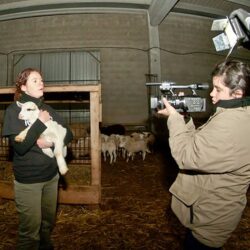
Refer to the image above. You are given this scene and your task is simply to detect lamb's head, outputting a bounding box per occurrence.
[16,101,40,124]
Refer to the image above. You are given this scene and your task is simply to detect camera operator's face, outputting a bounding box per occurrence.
[210,76,235,104]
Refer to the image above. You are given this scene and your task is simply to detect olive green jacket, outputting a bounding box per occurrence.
[167,98,250,247]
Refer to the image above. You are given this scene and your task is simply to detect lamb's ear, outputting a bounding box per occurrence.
[16,101,23,108]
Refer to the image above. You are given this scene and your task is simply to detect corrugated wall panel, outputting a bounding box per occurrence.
[0,55,7,86]
[71,51,100,82]
[12,51,100,84]
[13,54,41,82]
[41,52,70,83]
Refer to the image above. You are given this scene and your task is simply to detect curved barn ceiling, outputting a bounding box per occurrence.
[0,0,250,25]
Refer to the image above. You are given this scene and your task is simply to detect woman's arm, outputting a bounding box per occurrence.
[10,119,47,155]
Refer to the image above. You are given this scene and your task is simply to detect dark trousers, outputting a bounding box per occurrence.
[183,230,222,250]
[14,174,59,250]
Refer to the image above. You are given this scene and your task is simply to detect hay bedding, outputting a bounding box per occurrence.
[0,150,250,250]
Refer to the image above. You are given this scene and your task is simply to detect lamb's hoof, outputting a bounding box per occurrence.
[59,167,69,175]
[15,136,23,142]
[47,152,54,158]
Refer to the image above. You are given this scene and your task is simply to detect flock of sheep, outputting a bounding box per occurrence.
[101,131,156,164]
[69,123,156,164]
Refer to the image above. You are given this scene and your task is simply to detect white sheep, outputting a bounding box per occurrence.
[117,135,130,159]
[119,136,150,162]
[130,132,156,153]
[130,132,145,140]
[143,132,156,152]
[101,134,117,164]
[71,136,90,159]
[15,101,68,175]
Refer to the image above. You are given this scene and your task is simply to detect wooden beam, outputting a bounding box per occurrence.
[90,89,101,187]
[0,83,100,95]
[58,184,101,204]
[0,180,101,204]
[45,84,100,93]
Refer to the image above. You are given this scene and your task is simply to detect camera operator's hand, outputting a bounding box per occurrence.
[157,97,178,117]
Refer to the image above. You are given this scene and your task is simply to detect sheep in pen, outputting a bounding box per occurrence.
[100,124,156,164]
[68,123,91,164]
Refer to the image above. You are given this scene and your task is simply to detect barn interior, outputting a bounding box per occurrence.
[0,0,250,249]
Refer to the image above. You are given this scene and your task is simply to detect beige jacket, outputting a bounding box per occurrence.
[167,104,250,247]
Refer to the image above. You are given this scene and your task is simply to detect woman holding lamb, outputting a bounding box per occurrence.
[2,68,73,250]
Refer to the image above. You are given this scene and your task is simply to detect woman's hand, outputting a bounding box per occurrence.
[157,97,178,117]
[38,110,51,123]
[37,137,53,149]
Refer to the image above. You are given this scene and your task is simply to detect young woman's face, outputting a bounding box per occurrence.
[21,71,44,98]
[210,75,234,104]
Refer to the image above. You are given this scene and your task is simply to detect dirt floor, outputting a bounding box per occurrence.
[0,146,250,250]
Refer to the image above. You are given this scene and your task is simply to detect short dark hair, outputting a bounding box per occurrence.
[211,60,250,96]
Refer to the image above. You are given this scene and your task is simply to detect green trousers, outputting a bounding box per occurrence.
[14,174,59,250]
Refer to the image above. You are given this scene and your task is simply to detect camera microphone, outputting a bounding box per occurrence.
[195,83,210,90]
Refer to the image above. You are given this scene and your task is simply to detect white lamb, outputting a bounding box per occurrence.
[119,136,150,162]
[101,134,117,164]
[72,136,90,159]
[15,101,68,175]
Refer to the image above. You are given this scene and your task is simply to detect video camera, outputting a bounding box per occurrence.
[146,81,209,112]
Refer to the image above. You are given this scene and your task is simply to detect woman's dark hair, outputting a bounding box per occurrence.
[14,68,42,101]
[211,60,250,96]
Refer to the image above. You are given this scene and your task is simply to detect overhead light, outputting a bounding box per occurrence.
[211,8,250,56]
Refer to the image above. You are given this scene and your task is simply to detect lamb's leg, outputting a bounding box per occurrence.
[63,146,67,157]
[102,150,107,161]
[15,127,30,142]
[122,148,126,159]
[142,151,146,160]
[42,148,54,158]
[126,152,131,162]
[55,154,68,175]
[113,150,117,163]
[54,140,68,175]
[132,152,135,161]
[108,150,113,164]
[109,153,113,164]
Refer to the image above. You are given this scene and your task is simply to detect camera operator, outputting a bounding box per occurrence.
[158,59,250,249]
